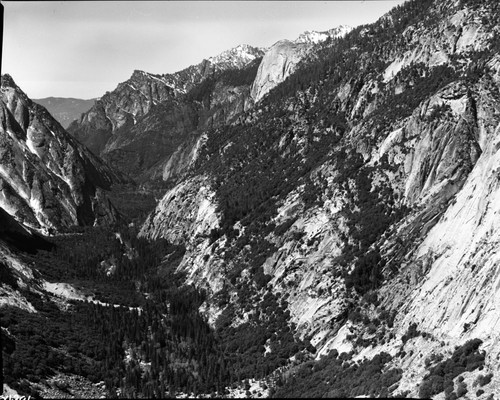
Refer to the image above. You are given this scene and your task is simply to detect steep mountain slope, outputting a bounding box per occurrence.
[140,0,500,397]
[103,58,263,181]
[0,74,122,233]
[251,26,351,103]
[67,45,264,181]
[32,97,95,128]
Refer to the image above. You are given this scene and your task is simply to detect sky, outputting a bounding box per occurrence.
[1,1,406,99]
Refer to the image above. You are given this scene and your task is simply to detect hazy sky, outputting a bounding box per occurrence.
[2,1,406,99]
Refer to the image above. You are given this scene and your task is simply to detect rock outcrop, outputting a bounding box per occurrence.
[0,74,121,233]
[250,26,351,103]
[140,175,224,294]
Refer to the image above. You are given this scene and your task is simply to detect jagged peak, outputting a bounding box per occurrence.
[130,69,150,80]
[294,25,353,44]
[207,44,266,66]
[1,74,18,89]
[128,69,170,84]
[1,74,32,106]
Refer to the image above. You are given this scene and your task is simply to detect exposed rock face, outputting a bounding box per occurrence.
[140,175,224,294]
[382,1,494,81]
[250,40,311,103]
[372,81,481,207]
[377,77,500,395]
[157,133,207,182]
[251,26,351,103]
[0,241,39,313]
[262,184,350,343]
[140,175,219,244]
[32,97,95,129]
[0,74,121,233]
[68,70,176,156]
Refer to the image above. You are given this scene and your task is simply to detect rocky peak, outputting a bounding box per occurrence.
[1,74,17,89]
[0,75,121,233]
[1,74,30,103]
[250,25,353,103]
[1,74,32,133]
[294,25,352,44]
[131,69,146,79]
[207,44,265,70]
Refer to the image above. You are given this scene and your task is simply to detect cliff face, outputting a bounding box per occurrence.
[0,75,121,233]
[250,40,311,103]
[139,0,500,396]
[251,26,351,103]
[140,175,224,295]
[379,75,500,394]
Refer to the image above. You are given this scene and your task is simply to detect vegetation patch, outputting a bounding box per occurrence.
[418,339,486,399]
[272,351,402,398]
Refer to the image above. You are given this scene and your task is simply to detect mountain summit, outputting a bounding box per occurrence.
[250,26,352,102]
[207,44,265,70]
[294,25,352,44]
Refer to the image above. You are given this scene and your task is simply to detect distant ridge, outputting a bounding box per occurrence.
[32,97,96,129]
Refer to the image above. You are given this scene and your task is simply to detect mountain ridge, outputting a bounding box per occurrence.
[67,44,265,181]
[0,74,123,233]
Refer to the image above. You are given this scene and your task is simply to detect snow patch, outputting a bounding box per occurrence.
[294,25,352,44]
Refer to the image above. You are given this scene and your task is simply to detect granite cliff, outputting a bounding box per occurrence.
[251,26,352,103]
[0,75,121,233]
